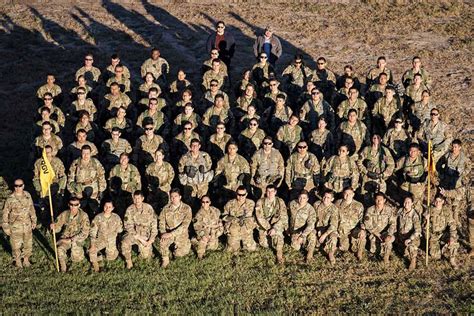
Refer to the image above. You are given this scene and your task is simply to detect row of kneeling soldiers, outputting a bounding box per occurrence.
[2,180,463,272]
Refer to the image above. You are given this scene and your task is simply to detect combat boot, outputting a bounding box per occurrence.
[357,248,364,261]
[328,252,336,265]
[383,250,391,265]
[14,260,22,268]
[92,261,100,272]
[23,257,31,268]
[449,257,458,270]
[276,249,284,265]
[161,256,170,268]
[125,259,133,270]
[408,257,416,272]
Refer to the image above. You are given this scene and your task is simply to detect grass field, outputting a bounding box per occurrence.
[0,228,472,313]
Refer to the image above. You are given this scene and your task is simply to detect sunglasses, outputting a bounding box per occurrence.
[85,58,93,61]
[260,56,268,59]
[77,92,85,95]
[249,123,258,126]
[430,113,439,116]
[237,193,247,196]
[184,127,192,130]
[395,121,403,124]
[14,184,24,187]
[145,127,154,131]
[297,145,307,149]
[210,84,218,87]
[263,142,273,145]
[69,203,80,207]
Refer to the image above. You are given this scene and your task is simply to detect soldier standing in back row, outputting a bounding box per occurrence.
[2,179,36,268]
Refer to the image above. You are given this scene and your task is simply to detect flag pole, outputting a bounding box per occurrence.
[425,140,432,267]
[48,185,60,272]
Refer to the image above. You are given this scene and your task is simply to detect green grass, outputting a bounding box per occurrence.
[0,229,472,313]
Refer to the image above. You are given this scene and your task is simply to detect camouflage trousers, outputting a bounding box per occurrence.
[339,227,362,252]
[160,233,191,259]
[226,222,257,252]
[316,228,338,254]
[121,233,154,260]
[196,229,223,257]
[396,233,420,260]
[400,182,425,206]
[359,230,394,256]
[89,238,119,263]
[9,224,33,261]
[57,238,85,262]
[290,230,316,252]
[257,228,284,252]
[429,232,459,260]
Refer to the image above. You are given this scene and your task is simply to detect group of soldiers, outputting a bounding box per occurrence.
[1,22,472,273]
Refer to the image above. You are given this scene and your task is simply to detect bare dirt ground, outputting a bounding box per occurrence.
[0,1,472,313]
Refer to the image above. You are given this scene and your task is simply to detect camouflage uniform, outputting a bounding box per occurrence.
[223,198,257,252]
[104,118,132,134]
[410,100,434,131]
[309,129,335,161]
[209,133,232,159]
[106,64,131,79]
[121,203,158,260]
[402,68,432,89]
[159,202,193,260]
[337,120,369,155]
[322,155,359,193]
[75,66,101,83]
[202,70,228,90]
[54,208,90,268]
[37,84,62,99]
[193,206,224,258]
[405,83,428,104]
[425,205,459,261]
[137,109,165,131]
[382,127,410,160]
[178,151,213,198]
[359,204,396,259]
[33,134,63,157]
[101,138,132,166]
[39,105,66,127]
[145,161,175,194]
[134,134,165,167]
[372,97,400,129]
[140,57,170,80]
[202,106,232,129]
[67,157,107,200]
[334,198,364,252]
[396,206,421,266]
[106,76,131,93]
[33,156,67,195]
[396,155,426,204]
[337,98,368,121]
[103,92,132,112]
[108,163,142,194]
[89,212,123,263]
[282,64,313,88]
[288,201,317,258]
[202,59,228,75]
[285,151,321,192]
[2,191,36,264]
[35,119,61,135]
[215,154,250,191]
[357,145,395,199]
[367,67,393,85]
[250,148,285,195]
[313,201,340,258]
[238,128,266,159]
[276,124,302,153]
[173,131,201,155]
[416,120,453,163]
[71,99,97,121]
[299,99,336,131]
[255,196,288,259]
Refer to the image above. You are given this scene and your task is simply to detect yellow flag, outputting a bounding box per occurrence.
[39,148,56,198]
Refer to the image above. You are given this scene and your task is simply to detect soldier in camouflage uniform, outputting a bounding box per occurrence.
[108,153,141,199]
[140,48,169,84]
[281,55,313,99]
[101,127,132,170]
[33,122,63,159]
[383,117,410,161]
[89,200,123,272]
[159,189,193,268]
[405,74,428,105]
[395,195,422,271]
[438,139,471,225]
[2,179,36,268]
[309,117,336,162]
[250,137,285,199]
[51,197,90,272]
[121,191,158,269]
[136,98,166,134]
[415,108,452,164]
[337,87,369,125]
[337,109,370,156]
[322,144,359,194]
[402,56,432,89]
[102,83,132,122]
[71,87,97,122]
[173,122,202,157]
[105,64,131,94]
[313,191,340,264]
[40,93,66,127]
[33,145,67,224]
[145,149,174,210]
[222,186,257,253]
[37,74,62,102]
[358,193,397,263]
[334,187,364,255]
[238,118,266,161]
[202,59,228,91]
[66,129,99,168]
[285,141,321,200]
[133,121,166,169]
[255,185,288,264]
[214,141,250,196]
[178,139,214,202]
[357,134,395,204]
[193,196,223,259]
[424,195,459,269]
[372,86,400,135]
[299,87,336,133]
[276,114,303,155]
[75,53,101,85]
[208,122,232,163]
[68,145,107,215]
[366,56,393,87]
[288,190,317,262]
[395,143,426,206]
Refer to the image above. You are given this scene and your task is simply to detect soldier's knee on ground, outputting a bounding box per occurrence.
[174,238,191,257]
